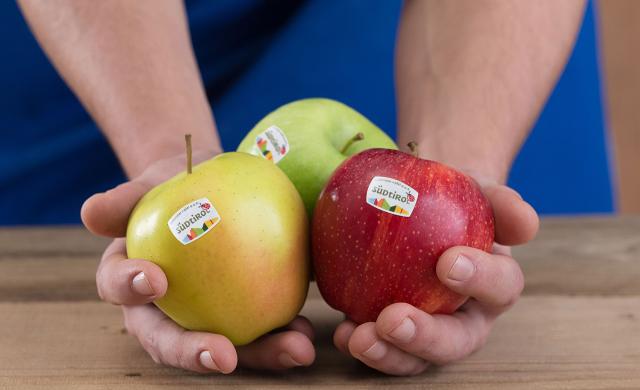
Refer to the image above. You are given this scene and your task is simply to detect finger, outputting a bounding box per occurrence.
[96,239,168,305]
[475,180,539,246]
[436,246,524,312]
[123,304,238,374]
[347,322,428,376]
[375,301,492,365]
[237,330,315,370]
[333,320,357,356]
[284,316,315,342]
[81,179,153,237]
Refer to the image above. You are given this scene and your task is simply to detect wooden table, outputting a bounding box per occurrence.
[1,217,639,389]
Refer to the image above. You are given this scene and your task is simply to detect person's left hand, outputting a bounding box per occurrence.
[332,178,538,376]
[82,151,316,373]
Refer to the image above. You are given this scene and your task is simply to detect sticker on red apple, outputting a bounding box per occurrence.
[366,176,419,217]
[167,197,221,245]
[250,125,289,164]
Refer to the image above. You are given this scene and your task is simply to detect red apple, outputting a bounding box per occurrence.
[312,148,495,324]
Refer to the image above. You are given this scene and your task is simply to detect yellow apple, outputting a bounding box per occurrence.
[126,151,309,346]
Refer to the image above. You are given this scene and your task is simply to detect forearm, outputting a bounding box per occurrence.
[396,0,586,183]
[19,0,220,177]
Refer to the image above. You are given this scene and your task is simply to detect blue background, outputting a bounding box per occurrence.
[0,0,613,225]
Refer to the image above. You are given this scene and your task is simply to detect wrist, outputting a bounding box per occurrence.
[103,106,222,178]
[413,138,510,184]
[397,113,512,184]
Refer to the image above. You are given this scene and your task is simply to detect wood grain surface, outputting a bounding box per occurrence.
[1,217,639,389]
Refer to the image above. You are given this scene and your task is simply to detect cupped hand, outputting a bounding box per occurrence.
[81,151,316,373]
[332,175,539,376]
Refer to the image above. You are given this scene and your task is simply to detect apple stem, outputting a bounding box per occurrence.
[407,141,419,158]
[340,132,365,154]
[185,134,193,174]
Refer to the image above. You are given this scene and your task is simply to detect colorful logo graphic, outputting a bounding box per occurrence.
[251,125,289,164]
[167,197,221,245]
[365,176,419,217]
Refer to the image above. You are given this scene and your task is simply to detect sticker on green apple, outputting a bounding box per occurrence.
[250,125,290,164]
[366,176,418,217]
[167,197,221,245]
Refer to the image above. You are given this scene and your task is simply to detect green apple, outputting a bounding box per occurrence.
[237,98,397,215]
[126,149,309,346]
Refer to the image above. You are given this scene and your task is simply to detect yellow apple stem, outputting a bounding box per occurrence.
[185,134,193,174]
[407,141,419,158]
[340,132,365,154]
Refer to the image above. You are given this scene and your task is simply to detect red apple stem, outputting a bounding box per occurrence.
[185,134,193,174]
[340,132,365,154]
[407,141,419,158]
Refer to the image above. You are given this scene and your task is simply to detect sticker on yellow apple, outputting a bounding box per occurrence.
[168,197,221,245]
[366,176,418,217]
[250,125,289,164]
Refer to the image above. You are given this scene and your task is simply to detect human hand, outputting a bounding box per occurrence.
[332,174,538,375]
[81,151,316,373]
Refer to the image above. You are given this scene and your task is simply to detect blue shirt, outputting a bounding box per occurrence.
[0,0,613,225]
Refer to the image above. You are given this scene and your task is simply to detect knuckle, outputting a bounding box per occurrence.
[96,263,122,304]
[175,332,203,370]
[140,331,162,364]
[431,326,475,366]
[140,317,170,357]
[125,308,176,367]
[416,332,438,359]
[140,327,158,354]
[174,342,191,369]
[485,258,524,309]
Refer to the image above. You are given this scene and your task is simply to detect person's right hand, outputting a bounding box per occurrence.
[81,151,316,374]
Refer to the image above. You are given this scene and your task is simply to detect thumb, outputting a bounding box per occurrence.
[81,179,153,237]
[81,149,218,238]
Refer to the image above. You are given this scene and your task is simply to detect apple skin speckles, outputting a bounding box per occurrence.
[311,148,495,324]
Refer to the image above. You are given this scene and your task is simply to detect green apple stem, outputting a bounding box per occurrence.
[407,141,419,158]
[185,134,193,174]
[340,132,365,154]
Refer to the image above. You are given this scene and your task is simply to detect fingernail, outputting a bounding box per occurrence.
[132,272,155,296]
[278,352,303,367]
[448,255,475,282]
[361,341,387,361]
[199,350,220,371]
[388,317,416,342]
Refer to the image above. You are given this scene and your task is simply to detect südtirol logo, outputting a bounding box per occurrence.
[366,176,419,217]
[250,125,289,164]
[167,197,221,245]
